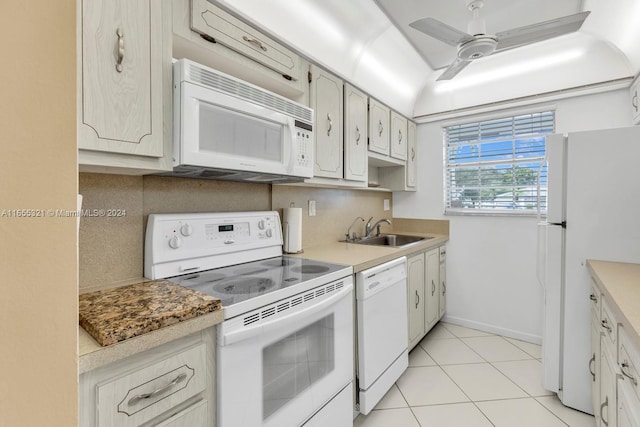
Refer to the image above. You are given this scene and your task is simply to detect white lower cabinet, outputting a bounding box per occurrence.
[80,330,215,427]
[407,246,446,350]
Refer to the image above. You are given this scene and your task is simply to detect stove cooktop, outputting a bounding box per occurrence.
[169,256,351,319]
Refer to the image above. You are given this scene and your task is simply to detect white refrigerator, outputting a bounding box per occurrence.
[538,126,640,414]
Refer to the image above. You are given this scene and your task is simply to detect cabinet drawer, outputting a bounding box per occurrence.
[619,327,640,400]
[601,299,617,350]
[154,399,208,427]
[191,0,301,80]
[97,343,207,427]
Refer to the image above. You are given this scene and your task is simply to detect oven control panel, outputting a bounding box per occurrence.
[145,211,283,279]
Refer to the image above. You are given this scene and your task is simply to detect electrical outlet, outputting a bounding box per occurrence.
[309,200,316,216]
[384,199,390,211]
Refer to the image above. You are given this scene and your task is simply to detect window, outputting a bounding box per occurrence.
[444,111,554,215]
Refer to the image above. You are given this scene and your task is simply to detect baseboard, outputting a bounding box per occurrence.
[441,314,542,345]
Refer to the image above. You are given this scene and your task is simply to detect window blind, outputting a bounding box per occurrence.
[444,111,554,215]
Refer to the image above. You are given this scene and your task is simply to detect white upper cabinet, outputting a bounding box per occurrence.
[310,65,343,179]
[406,121,417,189]
[344,84,368,182]
[78,0,172,173]
[190,0,302,82]
[368,98,390,156]
[390,111,407,161]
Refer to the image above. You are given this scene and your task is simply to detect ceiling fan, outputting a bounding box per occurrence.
[409,0,590,80]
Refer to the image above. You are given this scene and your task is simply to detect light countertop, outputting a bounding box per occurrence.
[587,260,640,349]
[290,232,448,272]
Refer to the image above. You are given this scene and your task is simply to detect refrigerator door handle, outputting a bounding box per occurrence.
[537,222,547,292]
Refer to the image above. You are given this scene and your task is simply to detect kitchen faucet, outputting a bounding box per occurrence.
[365,217,392,238]
[345,216,365,241]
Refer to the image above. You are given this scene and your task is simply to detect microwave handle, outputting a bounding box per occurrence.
[221,284,352,346]
[285,117,296,170]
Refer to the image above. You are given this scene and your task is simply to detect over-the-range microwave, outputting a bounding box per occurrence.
[164,59,314,183]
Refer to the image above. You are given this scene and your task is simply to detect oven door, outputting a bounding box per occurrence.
[178,81,297,176]
[217,278,353,427]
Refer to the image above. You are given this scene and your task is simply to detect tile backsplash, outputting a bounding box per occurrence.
[79,174,447,292]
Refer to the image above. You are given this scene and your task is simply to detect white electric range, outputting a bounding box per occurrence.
[145,211,354,427]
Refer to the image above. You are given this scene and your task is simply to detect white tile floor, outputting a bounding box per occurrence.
[354,322,596,427]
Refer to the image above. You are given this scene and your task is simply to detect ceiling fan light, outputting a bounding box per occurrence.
[457,36,497,60]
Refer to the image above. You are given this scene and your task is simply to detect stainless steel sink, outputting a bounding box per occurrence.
[348,234,432,248]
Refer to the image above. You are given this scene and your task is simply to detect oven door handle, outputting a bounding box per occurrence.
[222,284,352,346]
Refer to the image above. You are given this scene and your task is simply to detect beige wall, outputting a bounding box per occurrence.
[0,1,78,426]
[79,174,271,291]
[272,186,393,247]
[79,175,397,289]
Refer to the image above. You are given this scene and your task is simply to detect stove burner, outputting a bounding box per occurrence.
[290,265,331,274]
[233,266,269,276]
[261,258,293,267]
[213,277,276,295]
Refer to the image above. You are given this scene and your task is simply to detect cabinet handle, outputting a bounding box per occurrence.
[601,396,609,426]
[327,113,333,136]
[415,290,420,308]
[589,353,596,382]
[398,129,403,143]
[431,280,435,296]
[590,293,598,302]
[633,91,638,112]
[601,319,612,333]
[621,361,638,385]
[355,125,360,144]
[127,373,188,406]
[411,147,415,161]
[378,120,383,137]
[442,281,446,296]
[115,28,124,73]
[242,35,267,51]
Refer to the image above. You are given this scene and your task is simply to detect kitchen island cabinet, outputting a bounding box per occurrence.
[78,0,173,174]
[588,260,640,427]
[79,329,215,427]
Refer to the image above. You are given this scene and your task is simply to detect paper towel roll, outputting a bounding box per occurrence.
[283,207,303,254]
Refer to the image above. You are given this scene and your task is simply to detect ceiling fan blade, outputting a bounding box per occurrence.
[409,17,474,46]
[494,11,590,51]
[437,58,472,81]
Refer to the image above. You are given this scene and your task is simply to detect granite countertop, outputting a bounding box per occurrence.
[587,260,640,349]
[79,280,224,373]
[290,232,448,273]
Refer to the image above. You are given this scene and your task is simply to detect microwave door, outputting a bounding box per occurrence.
[179,82,293,176]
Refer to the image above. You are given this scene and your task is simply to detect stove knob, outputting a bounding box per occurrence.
[265,228,273,238]
[169,235,182,249]
[258,220,265,230]
[180,223,193,237]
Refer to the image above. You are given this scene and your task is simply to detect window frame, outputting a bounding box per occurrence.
[442,108,555,217]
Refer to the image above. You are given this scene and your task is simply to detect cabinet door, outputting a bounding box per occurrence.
[344,84,368,182]
[79,0,163,157]
[439,256,446,319]
[591,317,602,425]
[390,111,407,160]
[601,345,618,427]
[619,379,640,427]
[310,65,343,179]
[407,253,425,350]
[191,0,301,81]
[424,248,440,331]
[406,121,417,189]
[368,99,390,155]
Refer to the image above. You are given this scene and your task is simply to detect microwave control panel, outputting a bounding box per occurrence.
[294,121,313,169]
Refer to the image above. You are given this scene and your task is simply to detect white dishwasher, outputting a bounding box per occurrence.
[356,257,408,414]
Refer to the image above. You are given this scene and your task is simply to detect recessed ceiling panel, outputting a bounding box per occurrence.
[374,0,583,70]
